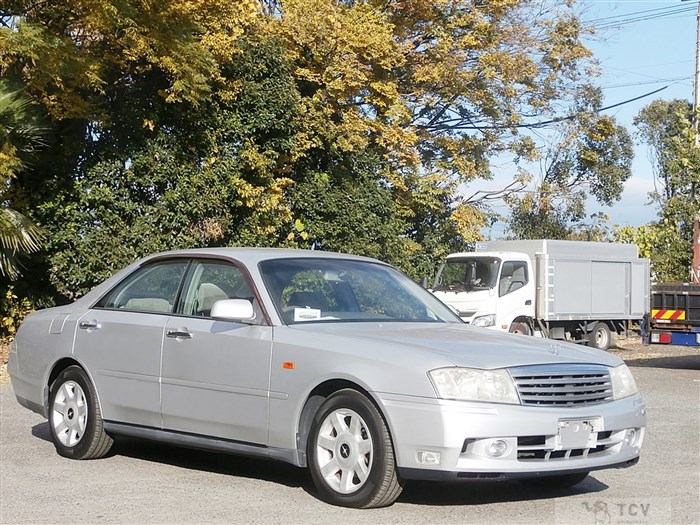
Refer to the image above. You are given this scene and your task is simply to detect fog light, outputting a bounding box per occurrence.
[487,440,508,458]
[416,450,442,466]
[624,429,637,446]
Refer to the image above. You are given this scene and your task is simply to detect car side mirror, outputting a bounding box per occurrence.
[210,299,256,323]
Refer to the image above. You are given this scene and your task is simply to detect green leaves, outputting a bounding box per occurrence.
[0,0,639,298]
[631,99,699,282]
[0,208,43,279]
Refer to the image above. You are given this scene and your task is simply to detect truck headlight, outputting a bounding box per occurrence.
[429,367,519,404]
[610,364,638,400]
[472,314,495,327]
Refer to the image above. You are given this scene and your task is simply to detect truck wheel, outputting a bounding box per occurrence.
[589,322,612,351]
[509,322,531,336]
[307,389,403,508]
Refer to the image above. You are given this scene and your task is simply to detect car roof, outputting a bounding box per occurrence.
[143,247,384,266]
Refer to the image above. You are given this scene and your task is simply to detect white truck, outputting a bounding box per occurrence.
[431,240,650,350]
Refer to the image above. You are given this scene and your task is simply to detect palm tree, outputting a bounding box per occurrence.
[0,82,47,279]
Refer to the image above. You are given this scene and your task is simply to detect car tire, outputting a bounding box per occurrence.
[530,471,590,488]
[307,389,403,508]
[589,322,612,351]
[509,322,531,335]
[48,366,113,460]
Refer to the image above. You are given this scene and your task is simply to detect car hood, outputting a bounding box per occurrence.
[288,322,622,369]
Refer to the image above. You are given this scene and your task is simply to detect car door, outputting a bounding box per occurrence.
[74,259,189,428]
[160,259,272,444]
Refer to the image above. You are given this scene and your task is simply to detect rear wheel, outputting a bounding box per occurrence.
[589,322,612,351]
[49,366,113,459]
[307,389,403,508]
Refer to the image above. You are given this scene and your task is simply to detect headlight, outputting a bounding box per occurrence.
[610,364,638,400]
[472,314,495,327]
[428,367,519,404]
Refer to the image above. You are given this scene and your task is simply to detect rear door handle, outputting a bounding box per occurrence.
[79,320,101,330]
[166,329,193,340]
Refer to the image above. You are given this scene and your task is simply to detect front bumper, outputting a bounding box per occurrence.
[378,392,646,480]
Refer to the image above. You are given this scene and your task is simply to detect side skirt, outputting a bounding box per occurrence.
[103,421,305,467]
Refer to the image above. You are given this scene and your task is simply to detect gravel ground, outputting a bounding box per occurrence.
[1,347,698,524]
[609,334,699,369]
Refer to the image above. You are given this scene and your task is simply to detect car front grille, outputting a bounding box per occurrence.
[509,364,613,407]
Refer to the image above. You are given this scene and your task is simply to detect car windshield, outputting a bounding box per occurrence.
[259,258,461,325]
[433,257,500,291]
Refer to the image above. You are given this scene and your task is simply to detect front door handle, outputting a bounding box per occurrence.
[525,300,532,305]
[166,329,193,340]
[79,320,101,330]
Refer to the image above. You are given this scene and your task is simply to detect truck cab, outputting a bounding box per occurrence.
[432,251,536,333]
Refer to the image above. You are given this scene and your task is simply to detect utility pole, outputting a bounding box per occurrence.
[694,213,700,283]
[691,1,700,283]
[685,0,700,145]
[695,0,700,146]
[686,1,700,281]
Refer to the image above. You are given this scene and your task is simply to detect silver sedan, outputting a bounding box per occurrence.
[9,248,646,508]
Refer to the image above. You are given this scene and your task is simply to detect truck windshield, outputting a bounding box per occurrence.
[433,257,500,291]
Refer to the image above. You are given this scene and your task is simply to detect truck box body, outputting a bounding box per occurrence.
[475,240,650,322]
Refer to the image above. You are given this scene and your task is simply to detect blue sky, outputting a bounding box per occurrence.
[584,0,695,226]
[481,0,696,238]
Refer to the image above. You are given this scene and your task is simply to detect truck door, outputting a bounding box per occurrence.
[497,260,535,330]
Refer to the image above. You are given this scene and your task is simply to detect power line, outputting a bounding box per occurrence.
[418,85,669,131]
[601,76,692,89]
[584,3,695,25]
[591,6,695,29]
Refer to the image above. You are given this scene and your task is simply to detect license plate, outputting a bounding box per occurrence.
[558,419,594,449]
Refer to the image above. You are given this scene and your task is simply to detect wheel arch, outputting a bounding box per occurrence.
[295,379,392,468]
[45,357,100,414]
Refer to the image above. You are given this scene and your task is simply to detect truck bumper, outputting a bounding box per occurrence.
[647,328,700,346]
[378,392,646,480]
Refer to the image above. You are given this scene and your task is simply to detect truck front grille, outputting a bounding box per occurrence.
[509,364,613,406]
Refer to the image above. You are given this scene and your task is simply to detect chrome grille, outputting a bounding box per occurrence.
[509,364,613,406]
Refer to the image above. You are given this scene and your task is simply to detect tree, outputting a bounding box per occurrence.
[505,86,633,239]
[0,83,45,279]
[37,38,303,298]
[268,0,601,239]
[1,0,618,298]
[631,99,700,282]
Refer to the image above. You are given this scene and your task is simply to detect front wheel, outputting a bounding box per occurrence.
[48,366,113,459]
[307,389,403,508]
[509,322,531,335]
